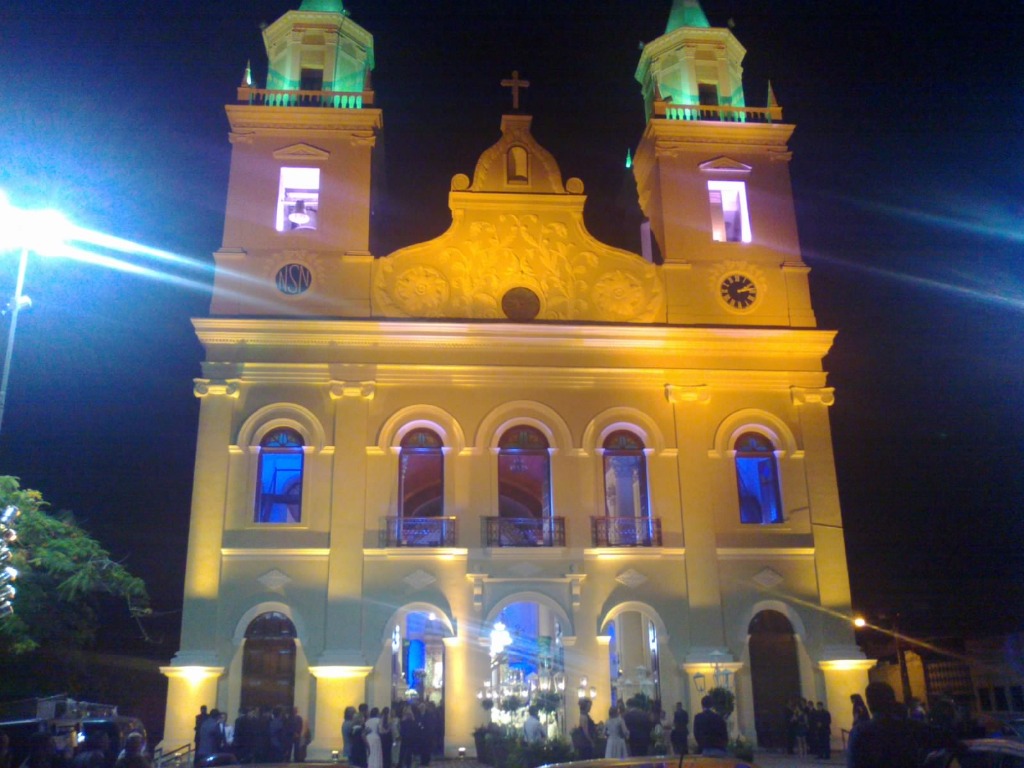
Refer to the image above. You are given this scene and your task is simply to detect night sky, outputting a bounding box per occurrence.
[0,0,1022,662]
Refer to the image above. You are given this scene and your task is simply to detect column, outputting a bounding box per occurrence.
[162,378,237,748]
[666,385,724,650]
[443,632,482,756]
[159,666,224,751]
[307,666,374,760]
[819,660,874,751]
[323,379,374,659]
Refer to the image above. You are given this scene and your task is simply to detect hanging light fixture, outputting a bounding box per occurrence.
[288,200,310,225]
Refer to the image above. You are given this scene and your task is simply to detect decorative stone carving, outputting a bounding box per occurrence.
[752,568,784,589]
[374,212,664,322]
[258,569,292,592]
[402,569,436,591]
[615,568,648,588]
[193,379,241,398]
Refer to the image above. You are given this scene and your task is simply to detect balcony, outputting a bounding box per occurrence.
[237,86,375,109]
[652,100,782,124]
[484,517,566,548]
[380,516,458,548]
[590,516,662,548]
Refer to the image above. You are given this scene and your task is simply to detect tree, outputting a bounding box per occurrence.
[0,476,150,656]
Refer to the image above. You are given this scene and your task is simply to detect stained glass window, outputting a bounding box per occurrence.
[735,432,782,524]
[255,428,304,523]
[603,430,649,520]
[399,428,444,517]
[498,426,550,518]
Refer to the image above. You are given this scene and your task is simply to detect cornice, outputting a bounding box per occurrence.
[642,119,795,153]
[226,105,382,134]
[193,318,837,358]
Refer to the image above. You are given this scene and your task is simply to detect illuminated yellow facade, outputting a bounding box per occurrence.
[163,0,871,756]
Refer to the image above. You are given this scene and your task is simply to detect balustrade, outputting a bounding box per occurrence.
[380,516,458,548]
[484,517,566,547]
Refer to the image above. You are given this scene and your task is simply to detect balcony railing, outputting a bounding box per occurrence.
[484,517,566,548]
[380,516,458,548]
[652,100,782,123]
[237,86,375,109]
[591,516,662,548]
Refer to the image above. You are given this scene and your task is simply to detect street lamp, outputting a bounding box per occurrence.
[0,191,71,436]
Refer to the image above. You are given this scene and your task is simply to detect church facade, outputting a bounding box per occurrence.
[162,0,871,756]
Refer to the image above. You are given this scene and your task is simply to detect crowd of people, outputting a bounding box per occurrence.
[572,697,706,758]
[341,701,443,768]
[783,697,833,760]
[1,729,151,768]
[194,705,310,765]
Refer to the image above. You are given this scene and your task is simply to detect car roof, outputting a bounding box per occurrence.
[965,738,1024,755]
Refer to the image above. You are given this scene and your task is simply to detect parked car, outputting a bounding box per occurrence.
[540,756,760,768]
[923,738,1024,767]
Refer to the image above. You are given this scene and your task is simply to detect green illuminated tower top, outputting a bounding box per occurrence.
[636,0,745,120]
[261,0,373,96]
[664,0,710,33]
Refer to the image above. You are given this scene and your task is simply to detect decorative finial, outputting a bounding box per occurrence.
[242,60,253,88]
[500,70,530,111]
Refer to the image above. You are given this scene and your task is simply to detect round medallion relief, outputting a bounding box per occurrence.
[502,287,541,321]
[275,263,312,295]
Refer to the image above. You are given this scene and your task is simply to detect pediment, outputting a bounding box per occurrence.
[272,143,331,161]
[371,206,665,323]
[698,156,752,174]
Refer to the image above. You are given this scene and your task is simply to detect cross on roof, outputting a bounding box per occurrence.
[500,70,530,111]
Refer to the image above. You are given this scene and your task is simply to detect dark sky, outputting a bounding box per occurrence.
[0,0,1022,655]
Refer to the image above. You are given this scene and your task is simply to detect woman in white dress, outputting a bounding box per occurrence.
[604,705,630,758]
[365,707,383,768]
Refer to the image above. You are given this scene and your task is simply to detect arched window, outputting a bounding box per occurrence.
[241,611,297,711]
[399,428,444,517]
[603,431,649,518]
[735,432,782,524]
[498,426,550,518]
[255,428,304,523]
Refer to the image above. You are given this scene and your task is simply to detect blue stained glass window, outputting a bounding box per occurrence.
[256,428,304,523]
[735,432,782,524]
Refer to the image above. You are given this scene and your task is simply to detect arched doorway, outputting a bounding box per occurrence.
[748,609,800,749]
[605,609,661,709]
[485,601,566,736]
[391,610,448,706]
[241,611,297,711]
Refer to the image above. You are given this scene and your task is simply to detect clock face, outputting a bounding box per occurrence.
[720,273,757,310]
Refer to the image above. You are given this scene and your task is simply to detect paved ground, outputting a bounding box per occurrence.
[299,754,846,768]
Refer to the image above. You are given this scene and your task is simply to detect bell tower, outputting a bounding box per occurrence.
[211,0,381,316]
[633,0,815,327]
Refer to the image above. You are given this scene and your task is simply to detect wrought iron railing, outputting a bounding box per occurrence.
[237,86,375,109]
[380,516,458,548]
[652,100,782,123]
[484,517,566,547]
[590,516,662,547]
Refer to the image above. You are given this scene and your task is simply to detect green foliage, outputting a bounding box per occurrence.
[0,476,151,656]
[499,694,525,713]
[708,686,735,719]
[533,690,562,714]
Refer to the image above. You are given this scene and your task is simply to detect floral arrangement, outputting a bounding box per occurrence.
[499,695,526,713]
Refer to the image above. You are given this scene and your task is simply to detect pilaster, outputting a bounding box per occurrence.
[792,387,855,645]
[159,665,225,752]
[324,379,375,655]
[666,384,724,648]
[178,379,239,655]
[307,665,374,759]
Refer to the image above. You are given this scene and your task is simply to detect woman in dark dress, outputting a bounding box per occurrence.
[349,715,368,768]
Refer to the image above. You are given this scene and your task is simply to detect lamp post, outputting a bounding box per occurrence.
[0,192,70,437]
[0,244,30,436]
